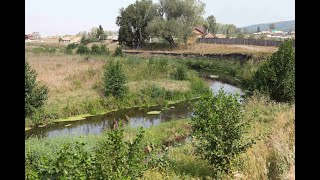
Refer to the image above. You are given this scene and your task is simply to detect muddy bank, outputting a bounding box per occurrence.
[123,50,251,62]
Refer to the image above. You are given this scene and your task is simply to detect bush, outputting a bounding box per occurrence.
[104,60,127,98]
[191,89,254,178]
[25,61,48,117]
[66,43,78,50]
[100,44,110,55]
[114,46,123,56]
[26,124,148,179]
[91,44,101,55]
[95,124,147,179]
[76,45,91,55]
[251,40,295,102]
[171,65,188,80]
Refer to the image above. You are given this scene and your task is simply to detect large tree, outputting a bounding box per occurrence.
[224,24,237,38]
[116,0,157,48]
[96,25,106,40]
[147,0,205,47]
[206,15,216,34]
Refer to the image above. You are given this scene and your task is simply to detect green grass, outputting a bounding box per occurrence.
[26,95,294,179]
[25,51,210,127]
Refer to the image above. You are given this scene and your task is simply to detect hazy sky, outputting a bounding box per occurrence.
[26,0,295,37]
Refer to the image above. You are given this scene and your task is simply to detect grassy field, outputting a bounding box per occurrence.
[25,94,294,179]
[25,48,210,127]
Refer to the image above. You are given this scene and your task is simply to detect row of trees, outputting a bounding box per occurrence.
[116,0,247,48]
[117,0,206,48]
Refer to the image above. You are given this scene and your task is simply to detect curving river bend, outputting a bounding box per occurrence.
[25,77,243,138]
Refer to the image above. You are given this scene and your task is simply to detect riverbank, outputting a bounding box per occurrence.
[26,94,294,179]
[25,51,211,128]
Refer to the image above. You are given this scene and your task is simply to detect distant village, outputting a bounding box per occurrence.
[25,24,295,45]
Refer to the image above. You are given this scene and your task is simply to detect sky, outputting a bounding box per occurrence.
[25,0,295,37]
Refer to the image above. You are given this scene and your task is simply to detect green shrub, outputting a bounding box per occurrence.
[114,46,123,56]
[76,45,91,55]
[66,43,78,49]
[95,124,147,179]
[171,65,188,80]
[91,44,101,55]
[64,48,73,55]
[191,89,254,178]
[100,44,110,55]
[25,61,48,117]
[251,40,295,102]
[104,60,127,98]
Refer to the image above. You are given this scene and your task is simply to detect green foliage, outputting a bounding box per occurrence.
[267,149,290,180]
[90,44,110,55]
[100,44,110,55]
[114,46,123,56]
[206,15,217,34]
[91,44,101,55]
[96,124,147,179]
[147,0,205,46]
[171,65,188,80]
[251,40,295,102]
[32,47,57,54]
[116,0,157,48]
[25,61,48,117]
[66,43,78,50]
[76,45,91,55]
[104,60,127,98]
[191,89,254,178]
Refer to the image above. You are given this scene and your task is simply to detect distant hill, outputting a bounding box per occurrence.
[241,20,295,33]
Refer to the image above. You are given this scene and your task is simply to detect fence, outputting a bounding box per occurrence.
[198,38,295,47]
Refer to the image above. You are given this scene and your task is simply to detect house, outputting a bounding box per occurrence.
[59,37,71,43]
[25,34,33,40]
[202,32,215,38]
[193,25,207,38]
[214,34,226,38]
[271,30,284,36]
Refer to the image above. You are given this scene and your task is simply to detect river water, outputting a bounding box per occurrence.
[25,78,243,138]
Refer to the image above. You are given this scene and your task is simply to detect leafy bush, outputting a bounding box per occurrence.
[66,43,78,50]
[114,46,123,56]
[104,60,127,98]
[95,124,147,179]
[25,61,48,117]
[91,44,110,55]
[91,44,101,55]
[191,89,254,178]
[171,65,188,80]
[26,124,149,179]
[76,45,91,55]
[100,44,110,55]
[251,40,295,102]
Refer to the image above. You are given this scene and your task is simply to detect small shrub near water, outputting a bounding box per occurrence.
[171,65,188,80]
[114,46,123,56]
[25,61,48,117]
[26,124,149,179]
[104,60,127,98]
[251,39,295,102]
[76,45,91,55]
[191,89,254,178]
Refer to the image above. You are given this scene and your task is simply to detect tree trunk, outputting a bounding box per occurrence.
[164,36,175,47]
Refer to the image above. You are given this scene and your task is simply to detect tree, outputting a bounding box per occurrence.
[251,40,295,102]
[257,26,261,33]
[104,60,127,98]
[25,61,48,117]
[96,25,106,40]
[147,0,205,47]
[268,23,276,31]
[191,89,254,178]
[206,15,217,34]
[116,0,157,48]
[224,24,237,38]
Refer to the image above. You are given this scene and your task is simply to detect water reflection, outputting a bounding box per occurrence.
[25,79,243,138]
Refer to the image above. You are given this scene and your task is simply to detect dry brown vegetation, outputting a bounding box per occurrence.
[125,43,277,56]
